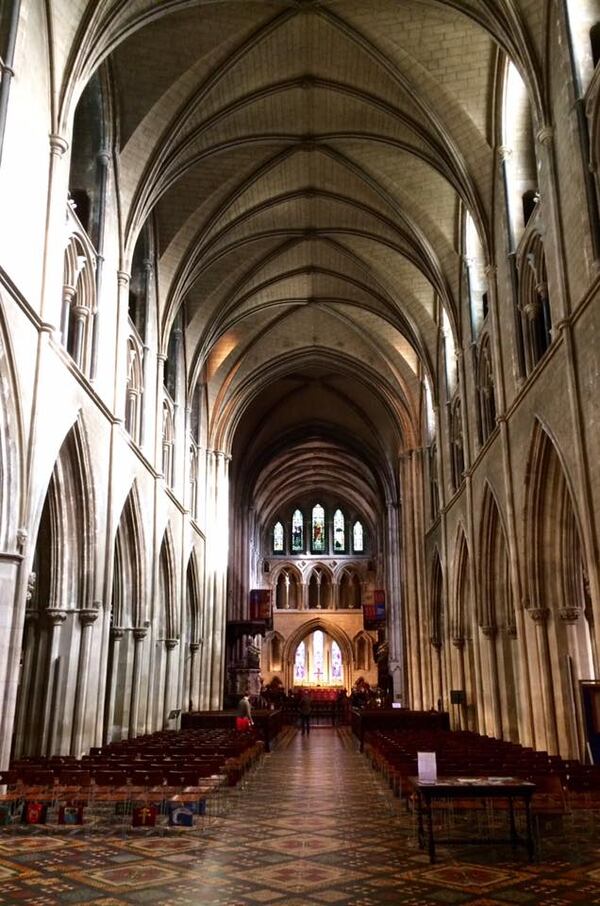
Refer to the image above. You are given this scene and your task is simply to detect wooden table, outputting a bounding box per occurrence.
[409,776,536,863]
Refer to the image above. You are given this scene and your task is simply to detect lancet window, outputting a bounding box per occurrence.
[311,504,325,553]
[333,509,345,553]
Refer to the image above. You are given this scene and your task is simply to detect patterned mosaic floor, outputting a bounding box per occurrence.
[2,728,600,904]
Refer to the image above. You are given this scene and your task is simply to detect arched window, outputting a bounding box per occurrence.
[310,630,325,683]
[273,522,284,553]
[311,504,326,553]
[189,445,198,519]
[333,509,345,553]
[162,399,175,486]
[476,336,496,445]
[517,231,552,373]
[331,641,343,682]
[449,396,465,491]
[61,230,96,374]
[293,641,306,683]
[429,442,440,520]
[125,336,143,444]
[502,62,537,250]
[464,210,488,336]
[164,315,182,402]
[291,509,304,552]
[352,521,364,553]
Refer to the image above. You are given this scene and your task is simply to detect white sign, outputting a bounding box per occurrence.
[417,751,437,783]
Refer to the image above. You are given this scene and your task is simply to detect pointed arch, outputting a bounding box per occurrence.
[0,294,24,550]
[429,548,444,646]
[451,526,470,641]
[524,421,588,617]
[339,566,361,609]
[186,547,202,645]
[13,416,95,757]
[112,482,146,628]
[159,524,177,638]
[479,482,513,630]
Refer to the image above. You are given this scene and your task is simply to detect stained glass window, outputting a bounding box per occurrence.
[291,510,304,552]
[333,509,345,552]
[273,521,284,553]
[294,641,306,683]
[312,504,325,552]
[311,630,324,684]
[353,521,364,552]
[331,641,343,681]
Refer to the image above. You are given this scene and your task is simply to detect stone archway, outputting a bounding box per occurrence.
[282,617,355,690]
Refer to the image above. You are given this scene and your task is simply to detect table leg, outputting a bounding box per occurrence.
[508,797,517,847]
[524,797,534,861]
[416,793,425,849]
[426,796,435,863]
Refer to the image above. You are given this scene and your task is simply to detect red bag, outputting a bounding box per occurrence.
[236,717,250,731]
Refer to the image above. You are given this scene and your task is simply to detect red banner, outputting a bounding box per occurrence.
[250,589,272,622]
[363,591,386,629]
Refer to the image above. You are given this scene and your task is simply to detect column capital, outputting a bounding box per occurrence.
[528,606,549,623]
[559,607,581,624]
[497,144,512,162]
[536,125,553,146]
[505,623,518,639]
[49,134,69,156]
[480,624,497,639]
[97,148,111,167]
[117,270,130,288]
[451,637,465,649]
[189,642,200,652]
[47,608,67,626]
[24,608,39,623]
[79,606,99,626]
[165,638,179,650]
[111,626,125,640]
[133,627,148,641]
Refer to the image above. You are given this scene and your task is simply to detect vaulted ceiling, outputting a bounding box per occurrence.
[62,0,547,506]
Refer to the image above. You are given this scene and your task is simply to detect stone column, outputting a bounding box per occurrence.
[12,607,38,758]
[89,149,111,380]
[70,605,99,756]
[163,638,179,726]
[60,285,75,345]
[301,581,308,610]
[430,639,443,709]
[129,627,147,738]
[451,637,466,730]
[189,641,200,711]
[41,135,70,326]
[385,499,404,700]
[559,606,585,759]
[42,609,67,756]
[528,607,559,754]
[481,624,502,738]
[104,627,124,743]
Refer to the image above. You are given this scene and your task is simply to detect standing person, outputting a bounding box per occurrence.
[236,693,253,731]
[299,690,311,735]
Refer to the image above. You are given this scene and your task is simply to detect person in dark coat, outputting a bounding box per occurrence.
[299,691,311,735]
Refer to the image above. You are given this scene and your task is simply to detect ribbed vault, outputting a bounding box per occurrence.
[56,0,551,524]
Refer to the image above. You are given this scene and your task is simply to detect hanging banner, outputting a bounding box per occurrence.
[363,590,386,629]
[250,589,272,622]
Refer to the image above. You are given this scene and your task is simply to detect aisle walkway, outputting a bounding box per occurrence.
[1,729,600,904]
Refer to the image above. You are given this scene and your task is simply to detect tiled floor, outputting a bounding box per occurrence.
[1,728,600,904]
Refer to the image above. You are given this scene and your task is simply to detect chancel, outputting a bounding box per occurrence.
[1,0,600,899]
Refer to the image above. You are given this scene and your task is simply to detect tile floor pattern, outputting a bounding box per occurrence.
[1,728,600,904]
